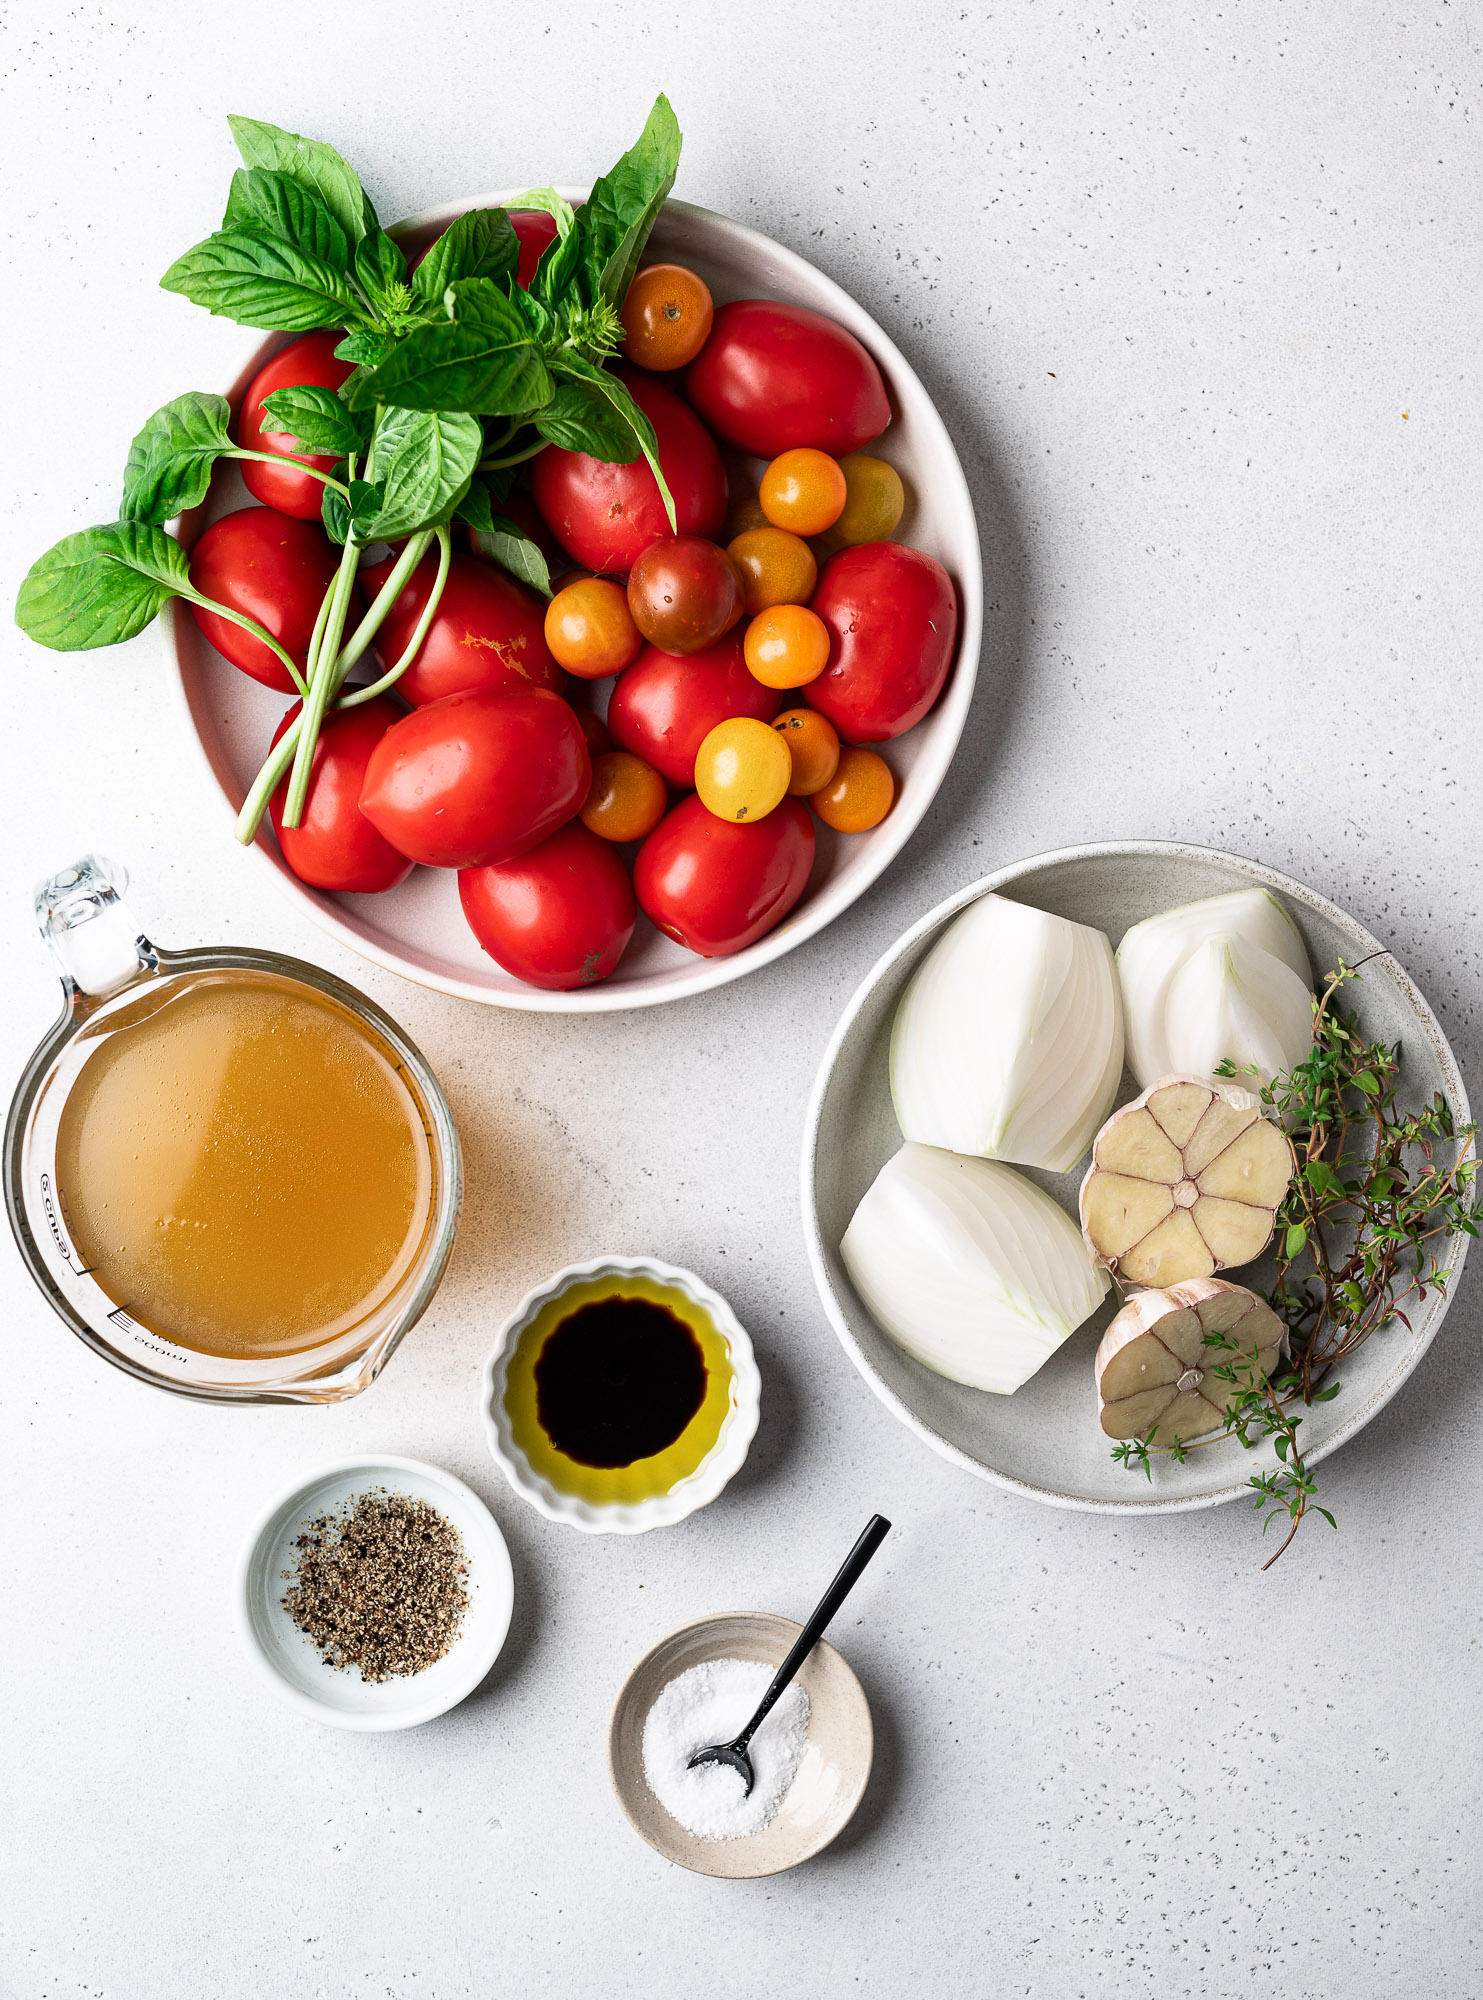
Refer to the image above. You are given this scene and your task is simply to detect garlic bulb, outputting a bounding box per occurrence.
[1116,888,1314,1089]
[890,893,1124,1173]
[841,1142,1110,1395]
[1096,1279,1285,1443]
[1079,1077,1295,1287]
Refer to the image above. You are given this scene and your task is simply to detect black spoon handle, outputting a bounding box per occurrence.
[734,1514,891,1753]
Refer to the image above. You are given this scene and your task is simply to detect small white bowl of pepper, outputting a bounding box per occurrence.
[235,1454,515,1731]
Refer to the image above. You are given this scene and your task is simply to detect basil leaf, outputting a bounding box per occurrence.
[506,187,576,236]
[348,478,386,540]
[257,384,365,456]
[161,225,362,331]
[506,285,554,344]
[361,408,482,540]
[473,517,553,598]
[454,478,496,532]
[119,392,235,523]
[583,94,681,308]
[335,329,396,367]
[553,354,675,525]
[222,168,350,270]
[354,227,408,310]
[321,483,350,546]
[412,209,519,302]
[533,379,641,462]
[15,522,191,651]
[534,221,589,309]
[482,461,519,501]
[227,114,374,242]
[349,278,550,414]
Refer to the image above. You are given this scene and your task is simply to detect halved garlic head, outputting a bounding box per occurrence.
[1079,1077,1295,1286]
[1096,1278,1286,1442]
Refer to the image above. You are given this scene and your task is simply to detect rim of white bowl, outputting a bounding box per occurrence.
[234,1452,514,1728]
[159,190,983,1012]
[480,1254,761,1533]
[800,837,1473,1514]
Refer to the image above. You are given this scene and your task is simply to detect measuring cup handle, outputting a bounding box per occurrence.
[35,855,159,1002]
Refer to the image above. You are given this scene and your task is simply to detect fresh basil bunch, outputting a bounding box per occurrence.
[15,98,682,843]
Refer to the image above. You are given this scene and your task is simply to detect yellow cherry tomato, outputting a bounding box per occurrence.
[544,577,642,679]
[579,751,668,843]
[694,716,791,823]
[725,490,769,540]
[772,708,840,796]
[811,746,895,832]
[725,526,817,614]
[743,603,831,689]
[759,449,847,536]
[833,454,906,545]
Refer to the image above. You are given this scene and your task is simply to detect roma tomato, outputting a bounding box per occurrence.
[268,698,413,894]
[189,507,355,694]
[806,542,958,743]
[359,688,590,869]
[459,819,635,990]
[358,550,563,706]
[235,330,355,521]
[530,365,727,574]
[607,632,781,788]
[635,794,815,959]
[686,301,890,459]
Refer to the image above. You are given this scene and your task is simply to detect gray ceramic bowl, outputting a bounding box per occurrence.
[802,840,1472,1512]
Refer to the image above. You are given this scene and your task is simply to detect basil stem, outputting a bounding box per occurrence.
[228,448,350,497]
[479,440,548,472]
[179,587,308,698]
[280,530,363,826]
[338,526,452,707]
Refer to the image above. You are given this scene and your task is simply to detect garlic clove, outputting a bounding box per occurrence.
[1080,1077,1296,1286]
[1095,1278,1286,1442]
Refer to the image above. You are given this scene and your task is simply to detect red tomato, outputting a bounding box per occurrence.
[358,549,564,705]
[529,365,727,575]
[607,632,781,788]
[188,507,356,694]
[459,819,636,989]
[359,688,589,869]
[686,301,890,459]
[235,330,355,521]
[267,698,413,894]
[634,795,815,958]
[806,543,959,743]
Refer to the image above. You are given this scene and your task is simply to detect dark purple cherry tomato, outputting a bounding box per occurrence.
[626,535,743,654]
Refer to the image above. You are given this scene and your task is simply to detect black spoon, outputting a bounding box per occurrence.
[687,1514,891,1797]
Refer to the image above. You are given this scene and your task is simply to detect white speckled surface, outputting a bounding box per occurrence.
[2,4,1481,1995]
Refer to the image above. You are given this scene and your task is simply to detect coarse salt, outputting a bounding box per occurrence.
[641,1657,810,1841]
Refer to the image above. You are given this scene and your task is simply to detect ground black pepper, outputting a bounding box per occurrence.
[280,1489,470,1684]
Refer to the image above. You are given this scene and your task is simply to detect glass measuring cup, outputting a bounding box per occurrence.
[4,856,462,1404]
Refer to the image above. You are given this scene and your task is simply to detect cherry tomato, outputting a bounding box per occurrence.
[627,535,743,654]
[744,603,830,690]
[530,365,727,574]
[607,632,782,787]
[694,717,791,823]
[812,746,896,831]
[545,577,642,679]
[807,543,958,742]
[459,818,635,989]
[358,549,563,706]
[359,688,589,869]
[267,698,413,894]
[773,708,840,796]
[759,450,846,537]
[635,795,815,958]
[725,491,769,540]
[573,706,614,759]
[834,454,905,545]
[580,750,668,842]
[686,300,890,458]
[188,507,356,694]
[621,264,714,371]
[235,330,355,522]
[725,527,816,615]
[416,209,558,292]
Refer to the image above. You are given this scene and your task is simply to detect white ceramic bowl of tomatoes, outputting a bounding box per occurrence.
[165,191,983,1010]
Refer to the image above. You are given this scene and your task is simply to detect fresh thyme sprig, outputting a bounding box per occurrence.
[1112,959,1482,1566]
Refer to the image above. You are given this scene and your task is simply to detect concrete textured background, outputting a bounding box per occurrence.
[2,3,1480,1994]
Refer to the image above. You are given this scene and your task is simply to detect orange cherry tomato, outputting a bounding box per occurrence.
[573,706,613,759]
[725,527,818,615]
[544,577,643,680]
[744,603,831,689]
[811,746,895,832]
[772,708,840,796]
[759,449,847,537]
[621,263,715,372]
[834,453,906,544]
[580,750,668,843]
[725,490,769,540]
